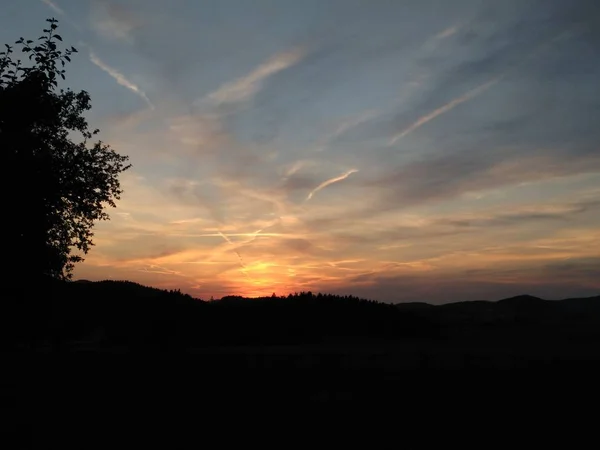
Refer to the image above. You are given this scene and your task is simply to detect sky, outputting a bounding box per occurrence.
[2,0,599,303]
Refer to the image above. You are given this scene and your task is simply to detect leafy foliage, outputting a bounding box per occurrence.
[0,19,130,280]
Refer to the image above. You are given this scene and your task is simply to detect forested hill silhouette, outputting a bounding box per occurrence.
[4,280,436,349]
[4,279,599,357]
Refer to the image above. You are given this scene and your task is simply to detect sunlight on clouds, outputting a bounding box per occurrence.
[77,160,600,301]
[68,0,600,302]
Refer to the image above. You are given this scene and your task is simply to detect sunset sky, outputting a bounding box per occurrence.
[3,0,599,302]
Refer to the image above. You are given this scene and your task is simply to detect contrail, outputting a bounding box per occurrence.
[241,229,264,245]
[41,0,65,16]
[141,264,182,276]
[388,25,579,147]
[435,26,459,40]
[389,77,500,145]
[217,230,234,245]
[169,231,282,238]
[306,169,359,201]
[217,231,253,280]
[89,51,154,109]
[40,0,82,31]
[206,47,305,105]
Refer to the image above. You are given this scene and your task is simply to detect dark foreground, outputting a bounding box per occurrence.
[2,281,599,446]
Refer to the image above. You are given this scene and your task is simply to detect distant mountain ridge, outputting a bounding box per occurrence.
[4,279,598,353]
[71,279,600,305]
[397,293,600,326]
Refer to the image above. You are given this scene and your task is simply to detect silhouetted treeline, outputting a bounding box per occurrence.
[3,281,439,350]
[3,280,599,358]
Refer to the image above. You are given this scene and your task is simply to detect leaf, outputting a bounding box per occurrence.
[55,35,63,41]
[71,46,78,53]
[64,56,71,62]
[61,73,65,80]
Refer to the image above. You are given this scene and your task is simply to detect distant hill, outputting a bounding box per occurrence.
[397,294,600,330]
[2,279,598,357]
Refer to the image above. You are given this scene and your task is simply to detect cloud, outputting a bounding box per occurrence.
[89,51,154,109]
[140,264,184,276]
[326,272,600,304]
[77,167,600,302]
[41,0,64,16]
[306,201,594,251]
[389,77,500,145]
[217,230,253,279]
[312,110,381,152]
[436,26,459,40]
[306,169,359,201]
[205,48,306,106]
[363,149,600,215]
[40,0,84,32]
[438,199,600,229]
[71,0,600,302]
[167,114,227,155]
[329,110,381,140]
[90,0,142,42]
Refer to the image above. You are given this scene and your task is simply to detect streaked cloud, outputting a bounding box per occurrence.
[90,0,141,42]
[436,26,459,40]
[41,0,65,16]
[306,169,359,201]
[18,0,598,302]
[205,48,306,106]
[389,77,500,146]
[89,51,154,109]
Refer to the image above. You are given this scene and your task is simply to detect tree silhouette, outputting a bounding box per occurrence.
[0,18,130,281]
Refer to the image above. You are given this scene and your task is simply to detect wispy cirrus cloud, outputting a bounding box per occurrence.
[435,25,459,40]
[90,0,142,42]
[89,51,154,109]
[389,77,500,146]
[64,0,600,303]
[204,48,306,106]
[306,169,359,201]
[362,150,600,217]
[41,0,65,16]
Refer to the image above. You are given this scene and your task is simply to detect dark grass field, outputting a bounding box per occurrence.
[3,345,599,448]
[2,282,599,447]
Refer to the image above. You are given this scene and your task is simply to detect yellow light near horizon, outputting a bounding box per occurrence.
[230,261,298,298]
